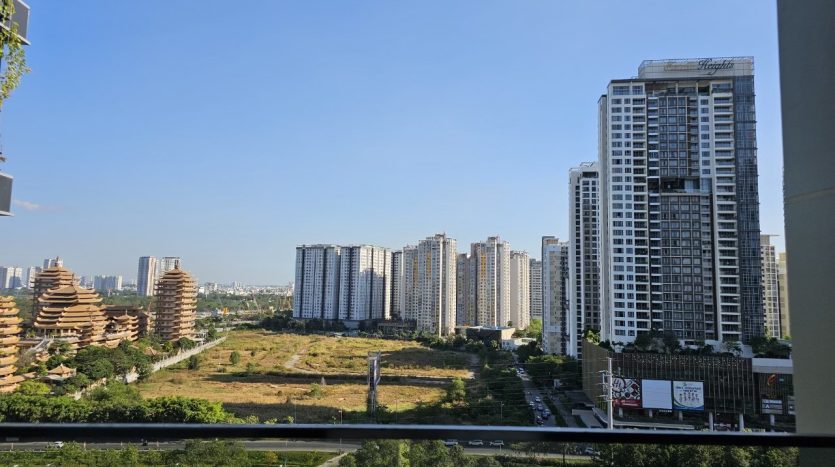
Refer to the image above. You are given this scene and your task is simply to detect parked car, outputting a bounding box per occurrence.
[534,396,541,403]
[52,441,64,448]
[489,440,505,447]
[443,439,459,447]
[467,440,484,446]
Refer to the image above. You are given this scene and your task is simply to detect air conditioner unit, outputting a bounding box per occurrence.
[0,172,12,216]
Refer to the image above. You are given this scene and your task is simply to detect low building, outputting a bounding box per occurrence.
[460,325,516,346]
[501,337,537,350]
[102,305,153,337]
[45,364,76,382]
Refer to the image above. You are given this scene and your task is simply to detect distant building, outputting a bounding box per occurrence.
[0,266,23,289]
[456,253,474,326]
[542,236,569,355]
[401,246,419,322]
[760,235,781,338]
[93,275,123,293]
[338,245,392,321]
[292,245,342,320]
[390,251,403,320]
[413,234,457,336]
[293,244,392,322]
[136,256,157,297]
[529,259,543,321]
[153,265,197,341]
[777,252,790,338]
[158,257,181,276]
[43,257,63,269]
[509,251,531,330]
[569,163,602,358]
[25,266,41,288]
[470,236,511,327]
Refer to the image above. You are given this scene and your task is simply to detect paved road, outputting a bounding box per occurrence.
[517,368,556,427]
[0,439,592,461]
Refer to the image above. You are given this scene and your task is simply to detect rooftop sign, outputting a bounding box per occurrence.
[638,57,753,79]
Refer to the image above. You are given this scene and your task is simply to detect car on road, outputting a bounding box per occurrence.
[52,441,64,448]
[467,440,484,446]
[584,447,600,456]
[534,396,541,403]
[443,439,459,447]
[528,401,535,407]
[489,440,505,447]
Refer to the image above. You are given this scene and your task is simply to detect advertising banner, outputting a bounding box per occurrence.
[673,381,705,411]
[762,399,784,415]
[641,379,672,410]
[612,377,642,408]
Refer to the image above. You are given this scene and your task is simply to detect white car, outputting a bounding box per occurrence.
[443,439,459,447]
[489,440,505,447]
[52,441,65,448]
[467,440,484,446]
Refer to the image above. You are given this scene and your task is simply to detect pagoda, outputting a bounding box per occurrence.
[0,296,24,393]
[34,285,108,350]
[153,265,197,341]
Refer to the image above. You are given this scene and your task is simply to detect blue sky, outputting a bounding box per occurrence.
[1,1,785,284]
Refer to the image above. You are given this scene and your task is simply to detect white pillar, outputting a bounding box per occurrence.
[738,413,745,431]
[770,414,776,429]
[708,412,714,431]
[677,411,683,421]
[618,407,623,418]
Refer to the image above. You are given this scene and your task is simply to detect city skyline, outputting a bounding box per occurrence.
[1,2,785,284]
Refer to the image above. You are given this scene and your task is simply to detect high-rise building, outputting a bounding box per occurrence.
[542,237,569,354]
[43,257,63,269]
[94,275,123,293]
[158,257,181,276]
[153,265,197,341]
[760,235,781,338]
[390,251,403,320]
[456,253,473,326]
[0,296,23,393]
[136,256,157,297]
[470,236,511,327]
[412,234,457,335]
[293,245,342,319]
[569,163,602,358]
[509,251,531,330]
[529,259,543,322]
[25,266,40,288]
[0,267,23,289]
[402,246,419,322]
[337,245,392,321]
[599,58,763,344]
[777,252,790,338]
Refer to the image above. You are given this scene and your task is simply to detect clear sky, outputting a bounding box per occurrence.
[1,1,785,285]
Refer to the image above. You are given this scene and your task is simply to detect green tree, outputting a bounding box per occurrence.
[445,378,466,404]
[349,440,410,467]
[16,380,49,395]
[229,350,241,365]
[187,354,201,370]
[0,0,30,108]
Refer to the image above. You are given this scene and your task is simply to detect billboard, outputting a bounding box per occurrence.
[761,398,784,415]
[642,379,672,409]
[673,381,705,411]
[612,377,642,408]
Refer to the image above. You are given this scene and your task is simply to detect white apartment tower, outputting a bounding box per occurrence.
[777,252,790,338]
[569,163,602,358]
[401,246,419,322]
[470,236,511,327]
[529,259,543,321]
[136,256,157,297]
[509,251,531,330]
[542,237,569,354]
[456,253,474,326]
[390,251,403,320]
[599,58,763,344]
[760,235,781,338]
[158,257,181,275]
[293,245,342,319]
[415,234,457,335]
[0,267,23,289]
[338,245,392,321]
